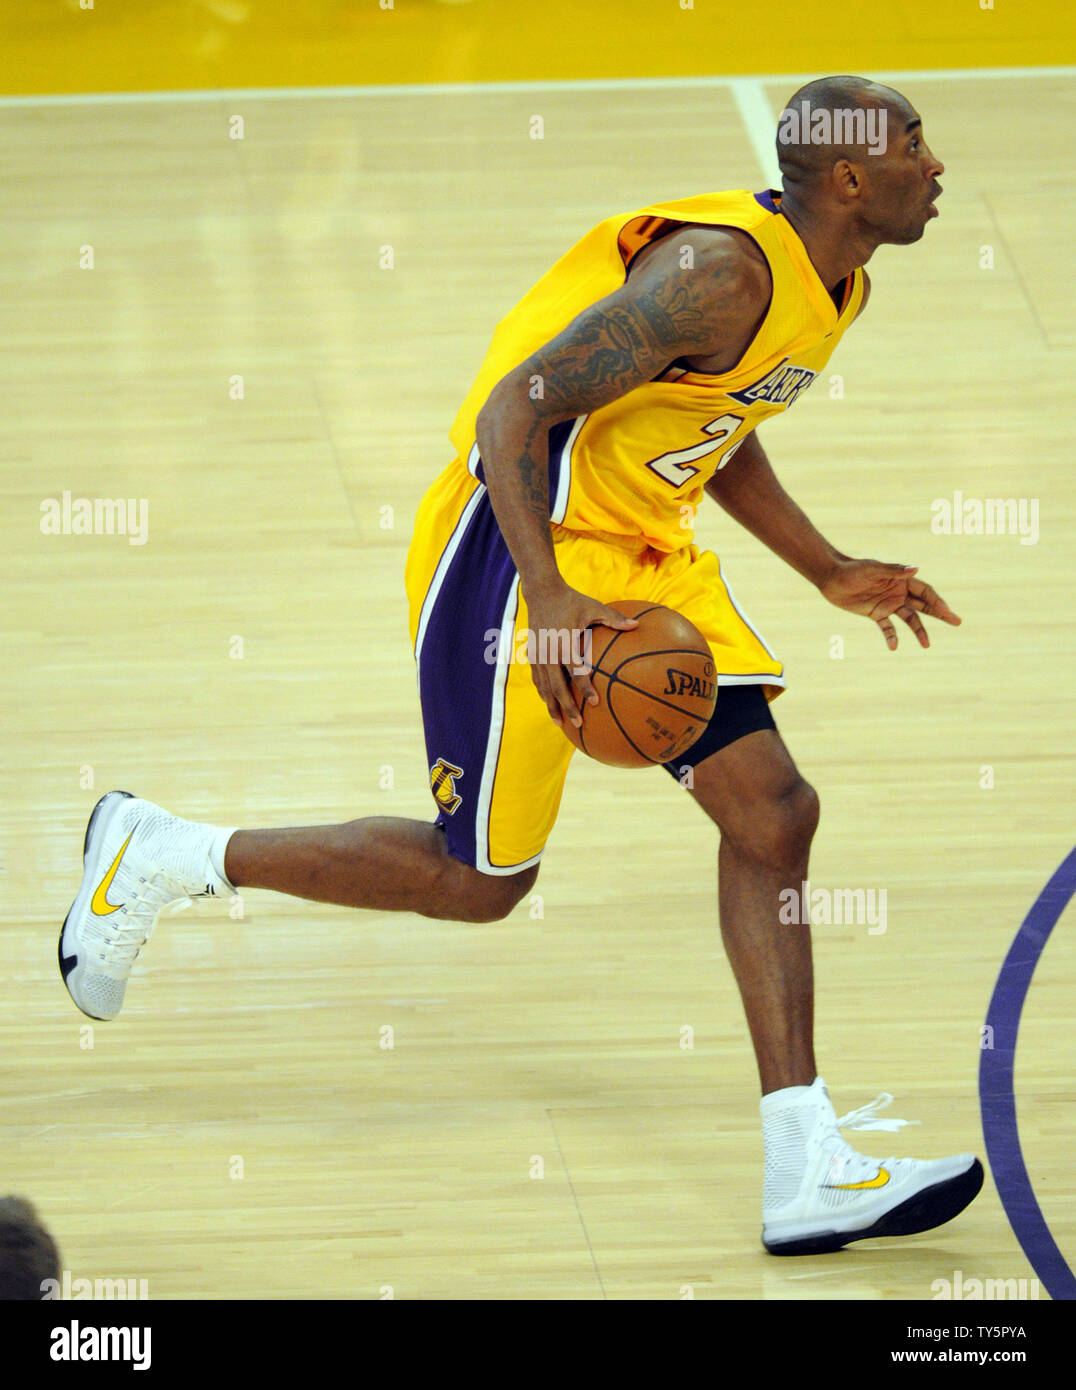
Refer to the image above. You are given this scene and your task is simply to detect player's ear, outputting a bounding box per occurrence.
[832,159,862,201]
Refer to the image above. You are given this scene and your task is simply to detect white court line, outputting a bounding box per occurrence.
[730,77,781,187]
[0,66,1073,109]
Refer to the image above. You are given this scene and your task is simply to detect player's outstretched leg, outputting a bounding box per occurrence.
[59,791,534,1022]
[687,727,983,1254]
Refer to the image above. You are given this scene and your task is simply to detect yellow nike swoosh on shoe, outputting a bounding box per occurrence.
[827,1167,891,1190]
[90,830,136,916]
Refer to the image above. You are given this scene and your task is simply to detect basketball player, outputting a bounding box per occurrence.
[60,77,983,1255]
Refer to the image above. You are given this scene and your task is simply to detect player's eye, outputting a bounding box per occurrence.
[910,137,920,151]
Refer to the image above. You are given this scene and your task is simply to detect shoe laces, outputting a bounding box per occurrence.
[836,1092,921,1134]
[101,871,192,972]
[816,1094,923,1180]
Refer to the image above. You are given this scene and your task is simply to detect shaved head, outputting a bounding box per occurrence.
[777,76,912,190]
[768,75,944,261]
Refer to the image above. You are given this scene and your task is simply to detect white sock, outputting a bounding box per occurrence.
[760,1077,829,1208]
[207,826,238,895]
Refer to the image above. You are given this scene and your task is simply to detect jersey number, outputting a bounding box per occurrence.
[645,413,746,488]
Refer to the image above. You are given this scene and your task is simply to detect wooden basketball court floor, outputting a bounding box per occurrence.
[3,68,1073,1299]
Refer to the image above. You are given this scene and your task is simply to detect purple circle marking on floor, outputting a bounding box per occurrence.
[979,846,1076,1301]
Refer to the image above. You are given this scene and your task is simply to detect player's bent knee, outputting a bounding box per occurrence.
[454,861,539,924]
[726,775,819,868]
[768,776,819,865]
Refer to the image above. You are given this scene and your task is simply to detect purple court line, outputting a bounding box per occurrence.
[979,845,1076,1301]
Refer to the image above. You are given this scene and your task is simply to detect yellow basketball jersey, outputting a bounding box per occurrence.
[448,189,863,553]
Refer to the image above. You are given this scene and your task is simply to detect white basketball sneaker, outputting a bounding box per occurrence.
[761,1077,984,1255]
[59,791,236,1021]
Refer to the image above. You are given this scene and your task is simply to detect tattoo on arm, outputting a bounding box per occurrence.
[480,234,765,538]
[519,249,750,422]
[513,418,554,521]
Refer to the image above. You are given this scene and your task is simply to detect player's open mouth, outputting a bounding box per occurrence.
[927,188,942,218]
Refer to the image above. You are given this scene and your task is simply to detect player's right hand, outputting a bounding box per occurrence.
[522,582,638,729]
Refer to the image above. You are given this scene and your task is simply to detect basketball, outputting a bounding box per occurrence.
[561,600,717,768]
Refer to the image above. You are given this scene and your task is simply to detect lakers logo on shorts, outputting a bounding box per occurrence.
[430,757,464,815]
